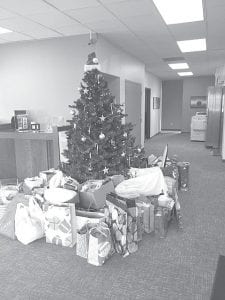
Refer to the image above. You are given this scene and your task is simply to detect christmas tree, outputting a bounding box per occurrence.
[63,52,146,183]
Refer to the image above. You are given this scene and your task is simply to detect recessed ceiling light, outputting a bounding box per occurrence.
[0,26,12,34]
[153,0,204,25]
[178,71,193,76]
[169,63,189,70]
[177,38,206,53]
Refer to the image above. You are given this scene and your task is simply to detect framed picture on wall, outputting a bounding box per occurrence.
[153,97,160,109]
[190,96,207,108]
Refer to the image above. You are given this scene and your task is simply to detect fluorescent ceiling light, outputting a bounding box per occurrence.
[177,38,206,53]
[169,63,189,70]
[153,0,204,24]
[0,26,12,34]
[178,71,193,76]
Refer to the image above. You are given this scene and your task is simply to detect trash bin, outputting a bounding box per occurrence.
[177,162,190,191]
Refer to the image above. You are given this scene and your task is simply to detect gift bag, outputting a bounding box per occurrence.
[136,198,154,234]
[87,222,113,266]
[15,201,44,245]
[76,209,105,231]
[106,194,128,257]
[44,203,76,247]
[136,203,144,241]
[154,207,170,239]
[113,194,139,254]
[76,225,90,259]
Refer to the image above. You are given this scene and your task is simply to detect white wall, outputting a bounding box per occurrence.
[145,71,162,137]
[0,34,161,145]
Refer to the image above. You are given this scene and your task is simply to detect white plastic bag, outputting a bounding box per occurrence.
[116,167,168,198]
[49,170,64,188]
[15,199,45,245]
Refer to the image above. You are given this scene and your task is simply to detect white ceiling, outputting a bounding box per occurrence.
[0,0,223,79]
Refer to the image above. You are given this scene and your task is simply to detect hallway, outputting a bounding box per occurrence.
[144,132,225,299]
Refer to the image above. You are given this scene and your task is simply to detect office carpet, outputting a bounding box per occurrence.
[0,132,224,300]
[210,255,225,300]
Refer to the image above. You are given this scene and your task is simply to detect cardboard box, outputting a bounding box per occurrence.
[79,179,114,210]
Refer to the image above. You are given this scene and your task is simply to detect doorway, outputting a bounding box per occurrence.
[145,87,151,139]
[125,80,142,145]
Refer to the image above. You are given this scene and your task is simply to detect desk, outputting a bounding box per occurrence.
[0,131,59,181]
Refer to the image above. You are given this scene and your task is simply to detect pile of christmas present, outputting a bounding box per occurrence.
[0,158,186,267]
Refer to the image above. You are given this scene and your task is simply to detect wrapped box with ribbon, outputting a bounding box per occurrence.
[44,203,76,247]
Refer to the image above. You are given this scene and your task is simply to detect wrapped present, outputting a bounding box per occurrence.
[105,193,128,256]
[79,179,114,210]
[164,176,177,198]
[44,203,76,247]
[76,209,105,231]
[136,196,155,234]
[87,222,114,266]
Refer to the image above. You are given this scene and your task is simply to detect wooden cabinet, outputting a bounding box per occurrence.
[0,131,59,181]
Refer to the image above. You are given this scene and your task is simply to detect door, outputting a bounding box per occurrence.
[206,86,223,149]
[145,88,151,139]
[125,80,142,145]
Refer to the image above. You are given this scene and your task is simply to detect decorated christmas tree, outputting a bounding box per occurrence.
[63,52,146,183]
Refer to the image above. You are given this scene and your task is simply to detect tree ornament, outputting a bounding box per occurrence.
[73,123,76,129]
[137,148,141,153]
[81,136,86,142]
[88,126,91,135]
[88,164,92,171]
[93,57,98,64]
[78,87,81,91]
[89,151,92,159]
[84,88,88,94]
[123,132,128,138]
[99,114,106,122]
[103,166,109,174]
[99,132,105,140]
[70,109,74,115]
[121,152,126,157]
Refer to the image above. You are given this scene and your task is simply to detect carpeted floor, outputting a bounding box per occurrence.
[0,132,225,300]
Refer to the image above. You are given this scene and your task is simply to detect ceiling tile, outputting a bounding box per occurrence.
[0,0,54,15]
[169,21,207,40]
[56,24,89,36]
[44,0,99,11]
[87,18,125,33]
[0,17,62,38]
[27,11,78,29]
[0,7,17,19]
[65,6,114,23]
[105,0,155,18]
